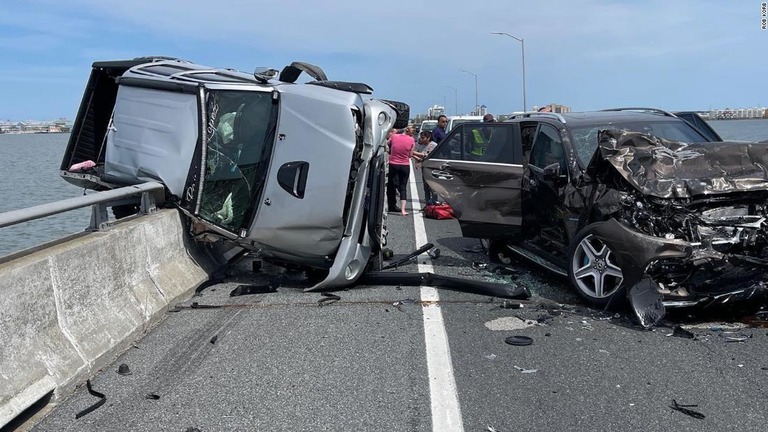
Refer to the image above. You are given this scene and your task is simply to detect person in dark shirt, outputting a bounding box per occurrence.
[432,115,448,143]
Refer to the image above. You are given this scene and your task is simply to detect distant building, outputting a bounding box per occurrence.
[427,104,445,119]
[707,107,766,120]
[534,103,572,113]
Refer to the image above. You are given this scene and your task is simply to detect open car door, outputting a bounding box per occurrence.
[422,123,524,240]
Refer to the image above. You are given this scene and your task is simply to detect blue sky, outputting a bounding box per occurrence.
[0,0,765,120]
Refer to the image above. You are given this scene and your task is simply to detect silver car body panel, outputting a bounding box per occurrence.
[309,99,396,290]
[104,86,199,197]
[244,84,361,259]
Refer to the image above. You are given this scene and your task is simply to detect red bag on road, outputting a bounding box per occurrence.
[424,203,454,219]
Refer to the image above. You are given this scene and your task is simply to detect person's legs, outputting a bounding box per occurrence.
[394,165,410,216]
[386,164,400,212]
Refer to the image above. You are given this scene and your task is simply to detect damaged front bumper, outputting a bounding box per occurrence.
[591,218,768,327]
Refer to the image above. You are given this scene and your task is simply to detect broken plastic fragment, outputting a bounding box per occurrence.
[505,335,533,346]
[317,292,341,306]
[628,277,666,328]
[484,354,497,360]
[670,399,705,419]
[472,262,489,270]
[145,394,161,400]
[74,380,107,419]
[117,363,132,376]
[428,248,441,259]
[513,365,538,373]
[667,326,696,339]
[230,283,278,296]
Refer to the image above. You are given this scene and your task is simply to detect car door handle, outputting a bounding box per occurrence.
[431,170,453,180]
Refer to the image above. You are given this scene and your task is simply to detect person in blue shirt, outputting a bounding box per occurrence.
[432,115,448,143]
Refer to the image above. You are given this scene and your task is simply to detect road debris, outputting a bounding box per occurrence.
[484,354,497,360]
[669,399,705,419]
[513,365,538,373]
[667,326,696,339]
[74,380,107,419]
[117,363,132,376]
[317,292,341,306]
[145,394,161,400]
[500,301,522,309]
[210,335,218,344]
[720,332,751,343]
[229,282,278,296]
[505,335,534,346]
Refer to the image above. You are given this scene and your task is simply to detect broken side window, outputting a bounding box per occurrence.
[199,90,273,232]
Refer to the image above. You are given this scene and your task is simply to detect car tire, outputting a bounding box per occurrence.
[380,100,410,129]
[567,223,626,307]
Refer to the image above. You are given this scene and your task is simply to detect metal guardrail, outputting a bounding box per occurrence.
[0,181,165,231]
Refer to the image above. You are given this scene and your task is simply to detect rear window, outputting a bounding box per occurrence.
[570,120,707,166]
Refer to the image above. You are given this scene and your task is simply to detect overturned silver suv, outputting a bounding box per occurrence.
[60,57,409,290]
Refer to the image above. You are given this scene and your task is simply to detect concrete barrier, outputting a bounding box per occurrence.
[0,209,225,428]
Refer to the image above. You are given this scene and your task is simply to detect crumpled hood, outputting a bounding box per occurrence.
[589,130,768,199]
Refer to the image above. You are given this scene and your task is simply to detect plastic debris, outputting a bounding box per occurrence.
[484,354,497,360]
[504,335,533,346]
[667,326,696,339]
[669,400,705,419]
[427,248,441,259]
[145,394,161,400]
[513,365,538,373]
[317,292,341,306]
[500,301,522,309]
[720,332,751,343]
[230,283,278,296]
[117,363,132,376]
[492,265,517,275]
[393,298,417,312]
[210,335,218,344]
[74,380,106,419]
[472,262,489,270]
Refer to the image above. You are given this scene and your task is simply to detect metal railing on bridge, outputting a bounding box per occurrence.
[0,181,165,232]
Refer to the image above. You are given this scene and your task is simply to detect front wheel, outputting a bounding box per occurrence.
[567,223,625,307]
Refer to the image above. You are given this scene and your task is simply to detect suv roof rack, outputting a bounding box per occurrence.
[508,112,567,124]
[600,107,678,118]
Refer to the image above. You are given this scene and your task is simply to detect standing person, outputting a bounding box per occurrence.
[413,131,439,205]
[432,115,448,144]
[387,130,415,215]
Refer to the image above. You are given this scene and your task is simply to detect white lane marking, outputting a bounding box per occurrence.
[408,163,464,432]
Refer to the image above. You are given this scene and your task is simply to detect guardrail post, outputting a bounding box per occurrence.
[89,203,113,231]
[139,191,157,215]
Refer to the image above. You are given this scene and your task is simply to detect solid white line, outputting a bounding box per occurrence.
[408,162,464,432]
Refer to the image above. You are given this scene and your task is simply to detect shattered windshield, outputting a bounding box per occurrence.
[199,90,274,232]
[570,120,707,166]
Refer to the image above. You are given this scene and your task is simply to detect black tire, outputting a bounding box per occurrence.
[380,99,410,129]
[567,223,626,307]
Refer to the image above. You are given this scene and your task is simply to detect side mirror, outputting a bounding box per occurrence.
[542,162,561,179]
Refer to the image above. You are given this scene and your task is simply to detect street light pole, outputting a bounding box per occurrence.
[443,85,458,115]
[491,31,527,112]
[459,69,478,115]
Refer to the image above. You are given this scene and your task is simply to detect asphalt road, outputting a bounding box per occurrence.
[30,172,768,432]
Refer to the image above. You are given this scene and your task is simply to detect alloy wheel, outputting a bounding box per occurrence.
[571,234,624,299]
